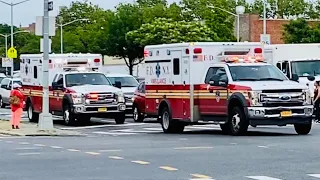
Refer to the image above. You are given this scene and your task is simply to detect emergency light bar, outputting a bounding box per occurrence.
[63,67,99,72]
[222,55,264,63]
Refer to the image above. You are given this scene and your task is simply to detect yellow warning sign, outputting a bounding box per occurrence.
[7,47,17,58]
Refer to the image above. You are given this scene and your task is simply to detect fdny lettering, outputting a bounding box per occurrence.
[151,78,166,84]
[203,55,214,61]
[162,66,169,74]
[146,66,154,75]
[146,65,169,75]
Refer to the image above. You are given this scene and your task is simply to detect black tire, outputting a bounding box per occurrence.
[27,102,39,123]
[294,123,312,135]
[0,96,5,108]
[220,124,229,134]
[133,106,144,122]
[160,107,185,133]
[227,106,249,136]
[78,116,91,126]
[115,113,126,124]
[63,103,76,126]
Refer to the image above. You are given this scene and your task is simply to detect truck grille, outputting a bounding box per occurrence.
[260,92,305,107]
[124,92,134,103]
[262,89,302,93]
[86,92,116,105]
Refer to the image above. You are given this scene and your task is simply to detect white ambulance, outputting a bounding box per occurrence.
[143,42,313,135]
[20,53,126,126]
[264,43,320,96]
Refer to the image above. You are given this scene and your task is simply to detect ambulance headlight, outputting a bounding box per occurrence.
[303,89,312,105]
[248,91,262,106]
[115,92,125,103]
[71,93,84,104]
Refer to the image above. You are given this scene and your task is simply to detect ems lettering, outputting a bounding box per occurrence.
[162,66,169,74]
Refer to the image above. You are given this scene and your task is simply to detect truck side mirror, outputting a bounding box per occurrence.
[307,75,315,81]
[291,74,299,82]
[52,82,63,90]
[114,81,121,89]
[0,84,6,89]
[209,75,220,86]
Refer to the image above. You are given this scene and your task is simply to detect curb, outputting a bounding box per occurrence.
[0,130,84,137]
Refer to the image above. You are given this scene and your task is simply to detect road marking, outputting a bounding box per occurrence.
[34,144,46,147]
[92,131,138,135]
[191,174,212,179]
[19,142,30,145]
[307,174,320,178]
[131,160,150,165]
[258,146,269,148]
[159,166,178,171]
[85,152,100,155]
[6,141,13,143]
[179,138,188,140]
[17,152,41,156]
[174,146,213,150]
[246,176,282,180]
[230,143,237,145]
[99,149,122,152]
[50,146,63,149]
[67,149,80,152]
[143,127,163,131]
[60,123,146,130]
[109,156,124,160]
[15,147,41,150]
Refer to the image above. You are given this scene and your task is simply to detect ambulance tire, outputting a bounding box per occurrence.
[227,106,249,136]
[294,123,312,135]
[63,103,76,126]
[160,107,185,133]
[27,102,39,123]
[0,96,5,108]
[133,106,144,122]
[220,124,229,134]
[115,113,126,124]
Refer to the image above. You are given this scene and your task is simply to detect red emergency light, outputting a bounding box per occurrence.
[254,48,262,53]
[94,59,100,63]
[144,50,149,57]
[193,48,202,54]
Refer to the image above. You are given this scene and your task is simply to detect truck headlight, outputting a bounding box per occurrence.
[303,89,312,105]
[71,93,84,104]
[248,91,262,106]
[116,92,125,103]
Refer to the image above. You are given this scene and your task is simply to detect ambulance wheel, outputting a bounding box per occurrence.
[220,124,229,134]
[294,123,312,135]
[227,106,249,136]
[133,106,144,122]
[0,96,5,108]
[27,102,39,123]
[63,103,76,126]
[115,113,126,124]
[160,107,185,133]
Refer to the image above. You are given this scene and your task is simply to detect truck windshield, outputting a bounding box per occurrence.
[65,73,111,87]
[107,76,138,87]
[229,65,287,81]
[291,60,320,76]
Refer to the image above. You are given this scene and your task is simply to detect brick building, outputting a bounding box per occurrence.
[237,14,320,44]
[20,23,35,34]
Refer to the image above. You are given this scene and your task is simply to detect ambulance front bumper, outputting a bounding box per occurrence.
[246,105,313,126]
[72,103,126,114]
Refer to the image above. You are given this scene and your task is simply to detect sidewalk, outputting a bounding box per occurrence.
[0,120,83,136]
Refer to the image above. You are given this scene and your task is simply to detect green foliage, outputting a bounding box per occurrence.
[126,18,218,46]
[283,18,320,43]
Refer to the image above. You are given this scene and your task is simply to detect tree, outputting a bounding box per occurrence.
[282,18,313,43]
[126,18,218,46]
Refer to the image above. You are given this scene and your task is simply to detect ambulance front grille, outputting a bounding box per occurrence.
[87,92,116,104]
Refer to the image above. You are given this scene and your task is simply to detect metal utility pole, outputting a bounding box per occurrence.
[263,0,267,34]
[38,0,53,130]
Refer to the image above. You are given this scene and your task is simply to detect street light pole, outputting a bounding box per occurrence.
[263,0,267,34]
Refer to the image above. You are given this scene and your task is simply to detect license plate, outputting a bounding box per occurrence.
[280,111,292,117]
[98,107,107,112]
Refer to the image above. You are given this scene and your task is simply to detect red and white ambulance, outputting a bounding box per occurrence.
[19,53,126,126]
[143,42,313,135]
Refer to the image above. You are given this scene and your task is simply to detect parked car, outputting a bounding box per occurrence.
[105,73,139,113]
[0,78,22,108]
[132,81,146,122]
[0,73,7,84]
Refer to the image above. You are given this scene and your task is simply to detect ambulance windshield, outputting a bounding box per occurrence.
[65,73,111,87]
[229,65,287,81]
[291,60,320,77]
[107,77,138,87]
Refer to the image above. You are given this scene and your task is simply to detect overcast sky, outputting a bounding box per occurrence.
[0,0,179,26]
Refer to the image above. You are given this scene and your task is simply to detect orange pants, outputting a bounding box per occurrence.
[11,108,22,127]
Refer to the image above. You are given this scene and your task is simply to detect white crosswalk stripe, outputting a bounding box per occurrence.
[246,176,283,180]
[307,174,320,178]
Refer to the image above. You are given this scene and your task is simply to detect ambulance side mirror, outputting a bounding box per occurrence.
[307,75,315,81]
[291,74,299,82]
[209,75,220,86]
[52,82,63,90]
[114,81,121,89]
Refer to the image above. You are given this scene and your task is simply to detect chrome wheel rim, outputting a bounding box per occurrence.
[64,109,69,124]
[162,111,170,130]
[133,107,139,121]
[28,105,33,120]
[232,113,241,131]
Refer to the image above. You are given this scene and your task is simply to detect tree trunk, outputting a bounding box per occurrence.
[129,64,133,75]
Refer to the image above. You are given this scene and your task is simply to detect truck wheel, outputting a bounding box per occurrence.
[27,102,39,123]
[63,103,76,126]
[133,106,144,122]
[0,96,5,108]
[294,123,312,135]
[115,113,126,124]
[78,116,91,125]
[160,107,184,133]
[227,106,249,136]
[220,124,229,134]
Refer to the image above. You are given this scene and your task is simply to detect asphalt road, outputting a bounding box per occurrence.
[1,108,320,180]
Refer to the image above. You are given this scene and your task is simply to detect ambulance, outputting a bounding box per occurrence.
[143,42,313,135]
[264,43,320,96]
[19,53,126,126]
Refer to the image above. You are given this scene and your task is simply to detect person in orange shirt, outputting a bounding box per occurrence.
[10,83,24,129]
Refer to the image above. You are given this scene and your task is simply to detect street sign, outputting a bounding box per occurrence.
[260,34,271,45]
[40,38,52,53]
[35,16,56,36]
[48,1,53,11]
[2,58,12,67]
[7,47,17,58]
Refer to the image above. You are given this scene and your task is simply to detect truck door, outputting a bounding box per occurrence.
[51,74,64,113]
[199,67,228,116]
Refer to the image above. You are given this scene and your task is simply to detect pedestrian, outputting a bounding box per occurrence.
[314,81,320,122]
[9,83,24,129]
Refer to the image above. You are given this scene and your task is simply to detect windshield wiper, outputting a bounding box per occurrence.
[234,78,259,81]
[258,78,283,81]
